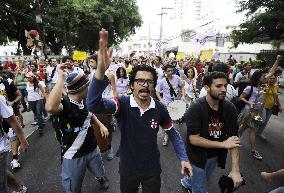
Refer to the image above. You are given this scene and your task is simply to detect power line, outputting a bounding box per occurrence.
[166,18,220,41]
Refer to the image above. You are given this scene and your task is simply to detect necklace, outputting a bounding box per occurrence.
[69,98,84,109]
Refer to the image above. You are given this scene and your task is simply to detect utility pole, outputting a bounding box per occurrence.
[157,7,173,56]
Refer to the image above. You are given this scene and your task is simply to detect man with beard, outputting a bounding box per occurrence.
[87,29,192,193]
[180,71,243,193]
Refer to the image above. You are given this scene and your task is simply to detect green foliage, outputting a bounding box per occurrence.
[0,0,142,55]
[0,34,9,45]
[271,39,281,50]
[251,59,262,68]
[232,0,284,47]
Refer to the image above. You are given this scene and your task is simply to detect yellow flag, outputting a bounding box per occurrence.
[73,51,87,61]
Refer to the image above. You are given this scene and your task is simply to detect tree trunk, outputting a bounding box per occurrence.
[53,42,63,55]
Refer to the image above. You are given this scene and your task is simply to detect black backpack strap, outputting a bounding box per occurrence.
[50,67,57,79]
[165,77,177,98]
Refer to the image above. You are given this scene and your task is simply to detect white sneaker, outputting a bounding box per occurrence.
[31,122,38,125]
[12,185,27,193]
[11,159,21,169]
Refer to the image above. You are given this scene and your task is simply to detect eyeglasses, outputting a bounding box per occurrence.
[134,78,155,86]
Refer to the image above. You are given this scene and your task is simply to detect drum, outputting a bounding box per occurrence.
[167,100,187,121]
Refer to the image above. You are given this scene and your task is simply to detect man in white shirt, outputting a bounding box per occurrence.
[153,56,164,87]
[46,58,58,91]
[234,62,252,86]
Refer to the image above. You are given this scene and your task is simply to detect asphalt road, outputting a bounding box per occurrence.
[8,91,284,193]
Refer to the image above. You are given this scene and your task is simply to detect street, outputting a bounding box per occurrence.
[10,91,284,193]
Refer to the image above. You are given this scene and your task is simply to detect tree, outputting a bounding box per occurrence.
[0,0,36,55]
[231,0,284,47]
[0,0,142,55]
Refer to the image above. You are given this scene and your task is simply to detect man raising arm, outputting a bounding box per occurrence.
[87,29,192,193]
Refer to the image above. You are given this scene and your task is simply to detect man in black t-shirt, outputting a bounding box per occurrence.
[181,72,243,193]
[45,66,110,193]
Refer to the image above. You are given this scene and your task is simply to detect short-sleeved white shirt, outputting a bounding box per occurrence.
[26,83,41,101]
[0,95,13,153]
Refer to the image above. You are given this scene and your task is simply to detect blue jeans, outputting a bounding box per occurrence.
[28,100,44,128]
[61,147,105,193]
[258,108,273,135]
[270,187,284,193]
[39,99,48,117]
[19,88,28,110]
[181,157,217,193]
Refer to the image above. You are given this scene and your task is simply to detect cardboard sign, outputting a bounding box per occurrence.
[73,51,87,61]
[200,49,213,61]
[176,52,185,59]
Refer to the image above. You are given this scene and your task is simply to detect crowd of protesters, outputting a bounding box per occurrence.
[0,32,283,193]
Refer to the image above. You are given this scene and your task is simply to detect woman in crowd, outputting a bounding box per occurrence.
[38,74,48,121]
[14,66,29,113]
[257,74,282,139]
[25,72,45,135]
[183,66,199,101]
[115,67,129,96]
[238,70,266,161]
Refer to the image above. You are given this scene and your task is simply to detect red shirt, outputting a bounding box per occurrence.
[196,65,203,81]
[4,62,17,71]
[37,68,45,81]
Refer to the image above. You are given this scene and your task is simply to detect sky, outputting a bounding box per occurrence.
[134,0,245,38]
[135,0,174,37]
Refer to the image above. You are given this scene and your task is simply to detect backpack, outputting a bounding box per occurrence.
[231,86,253,114]
[50,95,72,142]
